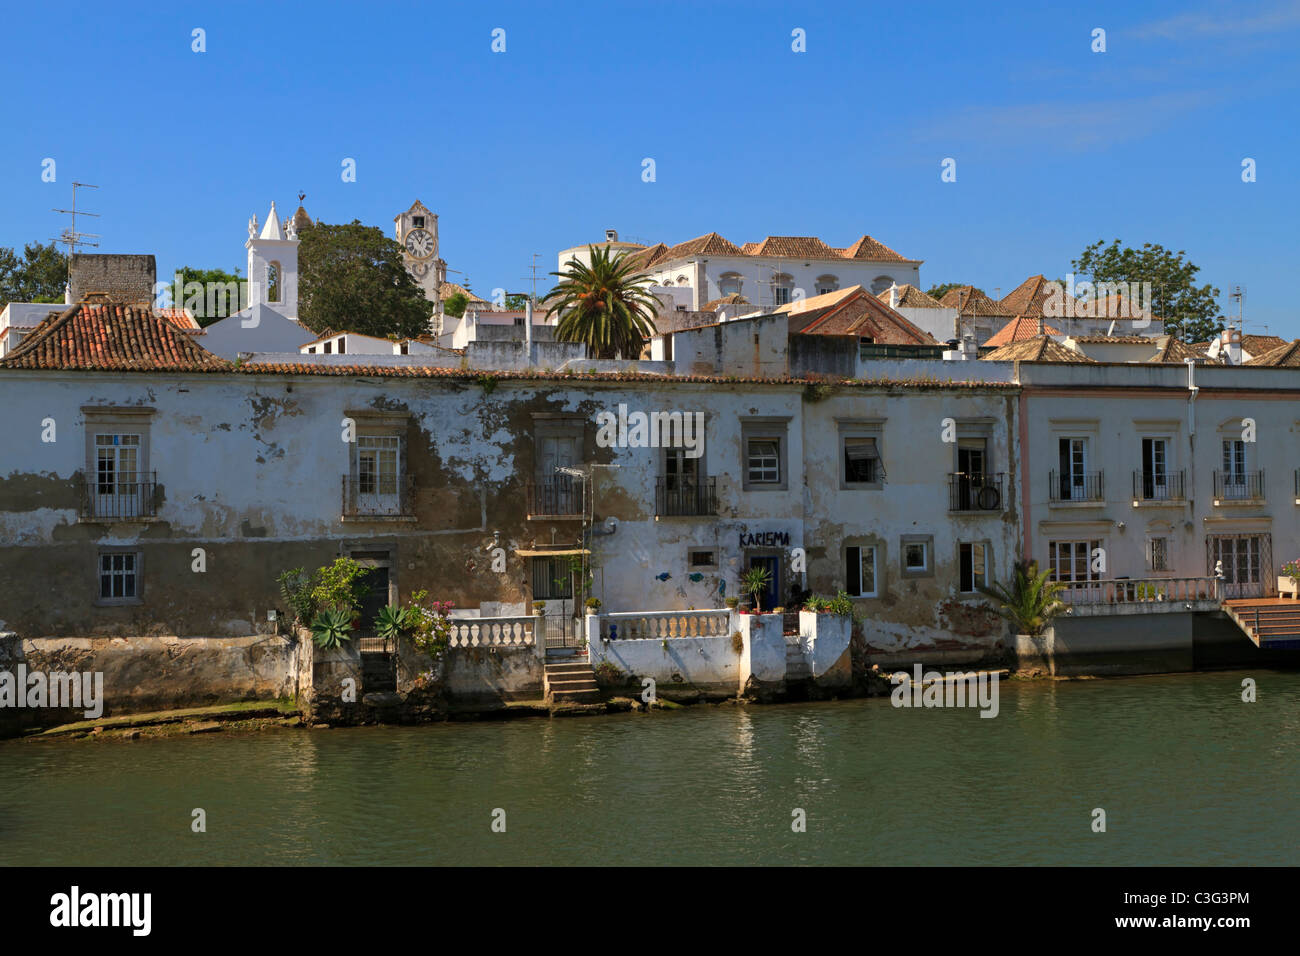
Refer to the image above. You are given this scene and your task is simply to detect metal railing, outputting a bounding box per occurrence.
[79,473,158,519]
[1132,469,1185,501]
[655,476,717,516]
[1213,470,1264,501]
[342,474,415,517]
[1049,470,1104,502]
[600,609,730,641]
[1057,576,1219,606]
[948,472,1004,511]
[528,475,585,517]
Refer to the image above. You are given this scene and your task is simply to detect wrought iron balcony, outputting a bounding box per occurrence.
[655,476,718,517]
[78,473,158,520]
[1132,469,1185,502]
[948,472,1004,511]
[1049,470,1104,502]
[1213,470,1264,501]
[341,474,415,518]
[528,475,585,517]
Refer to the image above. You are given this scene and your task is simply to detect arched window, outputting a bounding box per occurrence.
[676,275,690,286]
[719,272,743,296]
[815,274,839,296]
[870,275,895,294]
[267,261,281,303]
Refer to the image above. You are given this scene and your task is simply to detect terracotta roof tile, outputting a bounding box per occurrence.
[1148,337,1208,364]
[938,286,1014,318]
[982,336,1095,363]
[661,232,743,260]
[700,293,753,311]
[747,236,839,258]
[1246,340,1300,367]
[438,282,490,305]
[779,285,938,344]
[984,315,1062,347]
[1243,334,1287,355]
[877,284,944,309]
[0,303,229,371]
[837,235,915,263]
[999,274,1058,318]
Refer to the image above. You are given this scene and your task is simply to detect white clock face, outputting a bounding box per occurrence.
[405,228,434,259]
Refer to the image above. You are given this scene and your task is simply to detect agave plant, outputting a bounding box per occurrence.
[979,559,1066,637]
[543,246,659,359]
[375,604,413,643]
[310,608,354,650]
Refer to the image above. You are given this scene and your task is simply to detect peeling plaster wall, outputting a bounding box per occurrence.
[0,371,1020,674]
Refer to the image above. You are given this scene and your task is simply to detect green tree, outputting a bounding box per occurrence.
[925,282,965,301]
[504,293,530,310]
[0,241,67,308]
[443,292,468,319]
[298,220,433,339]
[1071,239,1223,343]
[543,246,659,359]
[173,266,244,326]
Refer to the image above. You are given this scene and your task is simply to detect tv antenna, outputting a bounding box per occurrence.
[521,253,544,302]
[51,181,101,259]
[1228,285,1246,332]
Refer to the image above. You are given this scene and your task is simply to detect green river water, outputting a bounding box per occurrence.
[2,670,1297,866]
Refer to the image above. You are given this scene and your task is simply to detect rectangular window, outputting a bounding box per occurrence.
[959,542,988,592]
[774,287,791,306]
[338,338,346,354]
[531,556,573,600]
[1047,539,1102,583]
[1148,536,1169,572]
[357,435,401,495]
[323,341,332,354]
[904,542,928,571]
[98,552,139,601]
[843,437,880,484]
[845,545,878,597]
[688,548,717,568]
[747,438,781,484]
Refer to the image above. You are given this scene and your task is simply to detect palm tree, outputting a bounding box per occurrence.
[543,246,659,359]
[979,559,1066,637]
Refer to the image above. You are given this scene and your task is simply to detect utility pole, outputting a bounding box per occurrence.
[521,253,544,303]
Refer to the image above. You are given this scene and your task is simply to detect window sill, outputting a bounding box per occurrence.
[95,599,143,608]
[340,514,418,523]
[1047,500,1106,509]
[1131,499,1186,508]
[1211,498,1266,507]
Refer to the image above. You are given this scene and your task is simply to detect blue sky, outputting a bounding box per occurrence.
[2,0,1296,333]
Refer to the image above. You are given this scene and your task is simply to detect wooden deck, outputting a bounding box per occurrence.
[1222,597,1300,648]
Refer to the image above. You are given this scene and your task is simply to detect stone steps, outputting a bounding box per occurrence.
[361,651,396,693]
[545,661,601,703]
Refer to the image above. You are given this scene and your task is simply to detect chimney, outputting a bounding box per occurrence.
[1221,327,1242,365]
[605,229,619,243]
[888,282,899,309]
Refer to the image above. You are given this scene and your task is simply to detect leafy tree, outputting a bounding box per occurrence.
[979,559,1066,637]
[543,246,658,359]
[0,241,67,308]
[297,220,433,339]
[173,266,244,326]
[504,293,530,310]
[443,291,468,318]
[925,282,966,301]
[1071,239,1223,343]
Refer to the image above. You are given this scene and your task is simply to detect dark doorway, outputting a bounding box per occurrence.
[747,554,781,612]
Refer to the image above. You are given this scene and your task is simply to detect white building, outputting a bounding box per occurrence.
[558,230,923,312]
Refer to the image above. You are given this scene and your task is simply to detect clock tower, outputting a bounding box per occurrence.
[394,200,446,304]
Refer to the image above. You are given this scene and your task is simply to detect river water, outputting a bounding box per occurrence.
[2,670,1297,866]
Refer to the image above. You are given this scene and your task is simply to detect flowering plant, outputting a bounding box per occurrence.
[1282,560,1300,582]
[406,589,454,658]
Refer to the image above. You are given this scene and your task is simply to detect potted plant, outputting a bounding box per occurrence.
[1279,559,1300,599]
[724,596,740,610]
[741,566,772,614]
[533,600,546,614]
[804,594,829,613]
[585,597,602,615]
